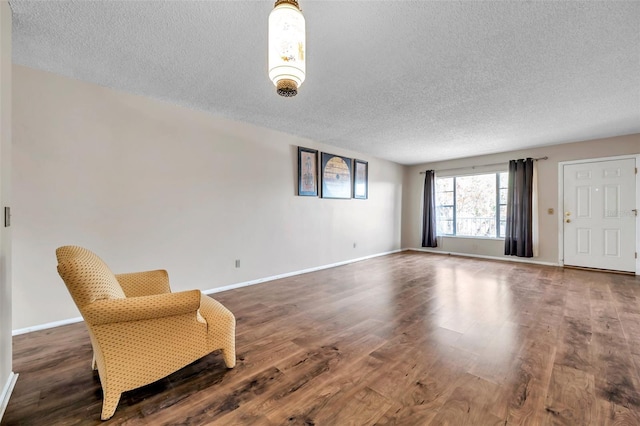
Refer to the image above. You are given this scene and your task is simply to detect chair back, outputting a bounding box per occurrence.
[56,246,125,310]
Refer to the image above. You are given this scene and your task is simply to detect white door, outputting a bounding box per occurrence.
[563,158,636,272]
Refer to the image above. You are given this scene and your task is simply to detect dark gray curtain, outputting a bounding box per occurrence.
[422,170,438,247]
[504,158,534,257]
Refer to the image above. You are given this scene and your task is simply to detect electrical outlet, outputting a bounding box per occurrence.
[235,259,240,268]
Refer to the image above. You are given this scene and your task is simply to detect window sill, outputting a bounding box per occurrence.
[439,235,505,242]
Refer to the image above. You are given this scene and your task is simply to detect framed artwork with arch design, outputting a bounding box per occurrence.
[321,153,352,199]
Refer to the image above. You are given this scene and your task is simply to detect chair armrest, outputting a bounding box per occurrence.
[83,290,202,325]
[115,270,171,297]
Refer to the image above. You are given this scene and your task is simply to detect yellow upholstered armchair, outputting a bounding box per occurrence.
[55,246,236,420]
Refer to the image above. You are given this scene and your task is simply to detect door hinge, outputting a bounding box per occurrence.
[636,252,638,259]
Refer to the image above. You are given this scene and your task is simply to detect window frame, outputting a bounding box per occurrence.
[435,171,508,239]
[497,172,508,238]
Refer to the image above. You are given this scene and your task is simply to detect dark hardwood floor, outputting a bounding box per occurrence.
[3,251,640,425]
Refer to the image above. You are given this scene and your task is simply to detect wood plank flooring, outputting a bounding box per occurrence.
[3,251,640,425]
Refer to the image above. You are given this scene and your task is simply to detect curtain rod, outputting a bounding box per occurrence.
[419,156,548,175]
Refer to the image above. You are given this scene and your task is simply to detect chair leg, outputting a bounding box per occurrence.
[222,344,236,368]
[100,389,122,420]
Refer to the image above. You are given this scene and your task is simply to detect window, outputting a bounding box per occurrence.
[436,172,508,238]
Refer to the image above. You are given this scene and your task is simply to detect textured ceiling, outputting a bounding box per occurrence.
[9,0,640,165]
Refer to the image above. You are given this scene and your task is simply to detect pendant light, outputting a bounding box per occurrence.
[268,0,306,97]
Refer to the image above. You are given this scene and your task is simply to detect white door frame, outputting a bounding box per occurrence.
[558,154,640,275]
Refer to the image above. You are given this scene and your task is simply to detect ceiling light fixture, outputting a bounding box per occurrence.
[268,0,306,97]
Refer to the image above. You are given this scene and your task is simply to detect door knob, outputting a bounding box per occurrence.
[565,212,571,216]
[566,219,571,223]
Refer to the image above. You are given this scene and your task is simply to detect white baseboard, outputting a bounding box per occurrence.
[12,316,83,336]
[408,247,559,267]
[204,249,404,295]
[0,372,18,422]
[12,249,404,335]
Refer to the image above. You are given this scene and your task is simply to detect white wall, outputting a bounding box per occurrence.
[12,65,404,330]
[0,0,13,417]
[402,134,640,264]
[11,64,639,332]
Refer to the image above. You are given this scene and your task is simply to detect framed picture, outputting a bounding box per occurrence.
[321,153,352,199]
[298,147,318,196]
[353,159,368,199]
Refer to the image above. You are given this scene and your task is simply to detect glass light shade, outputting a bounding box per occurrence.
[268,1,305,97]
